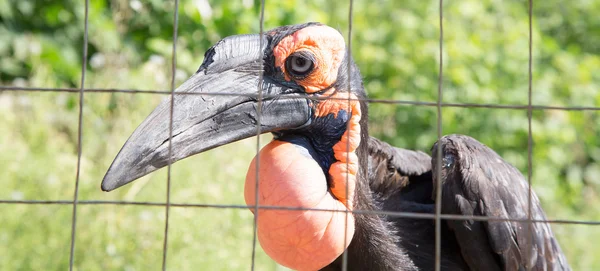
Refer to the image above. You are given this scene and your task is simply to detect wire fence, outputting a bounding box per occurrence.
[1,0,599,271]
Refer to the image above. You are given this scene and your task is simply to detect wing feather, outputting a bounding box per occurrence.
[432,134,570,271]
[367,136,431,199]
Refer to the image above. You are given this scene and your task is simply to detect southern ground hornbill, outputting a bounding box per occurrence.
[101,23,570,271]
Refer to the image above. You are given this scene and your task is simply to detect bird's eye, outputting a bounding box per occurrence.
[285,52,315,79]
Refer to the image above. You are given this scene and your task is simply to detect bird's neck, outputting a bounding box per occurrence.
[346,176,419,271]
[325,140,418,271]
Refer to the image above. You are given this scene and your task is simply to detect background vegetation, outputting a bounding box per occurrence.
[1,0,599,270]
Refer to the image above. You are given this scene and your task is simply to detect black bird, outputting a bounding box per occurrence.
[102,23,570,271]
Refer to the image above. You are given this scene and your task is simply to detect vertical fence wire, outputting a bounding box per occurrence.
[250,1,266,270]
[342,1,355,270]
[526,0,535,268]
[434,0,444,270]
[161,0,180,269]
[68,0,89,269]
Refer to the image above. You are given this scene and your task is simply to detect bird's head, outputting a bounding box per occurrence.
[102,22,370,270]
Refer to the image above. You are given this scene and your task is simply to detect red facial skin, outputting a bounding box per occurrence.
[244,140,354,271]
[273,25,346,93]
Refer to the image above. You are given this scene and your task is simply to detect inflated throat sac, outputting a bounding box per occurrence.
[244,138,354,271]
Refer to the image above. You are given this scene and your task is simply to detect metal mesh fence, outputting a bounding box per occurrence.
[0,0,599,271]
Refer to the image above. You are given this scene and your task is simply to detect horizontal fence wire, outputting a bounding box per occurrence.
[0,200,598,226]
[1,86,599,111]
[0,0,599,270]
[0,86,600,111]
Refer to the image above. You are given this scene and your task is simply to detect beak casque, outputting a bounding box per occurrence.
[101,34,312,191]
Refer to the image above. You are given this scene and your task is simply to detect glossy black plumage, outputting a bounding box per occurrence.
[433,135,569,271]
[354,135,570,271]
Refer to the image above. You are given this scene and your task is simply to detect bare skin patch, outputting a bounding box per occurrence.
[315,92,362,210]
[245,140,354,271]
[273,25,346,93]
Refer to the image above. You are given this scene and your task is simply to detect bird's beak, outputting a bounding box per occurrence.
[101,34,312,191]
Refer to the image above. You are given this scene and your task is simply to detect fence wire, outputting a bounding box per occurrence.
[161,0,180,269]
[68,0,89,269]
[526,0,535,266]
[2,86,599,111]
[250,1,266,270]
[0,0,599,270]
[434,1,444,270]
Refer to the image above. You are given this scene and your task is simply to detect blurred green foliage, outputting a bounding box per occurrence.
[0,0,599,270]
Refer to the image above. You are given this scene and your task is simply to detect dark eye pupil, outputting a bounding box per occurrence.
[295,57,306,67]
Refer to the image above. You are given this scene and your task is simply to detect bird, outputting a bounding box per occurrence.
[101,22,570,271]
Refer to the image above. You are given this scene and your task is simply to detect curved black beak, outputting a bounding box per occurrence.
[102,34,312,191]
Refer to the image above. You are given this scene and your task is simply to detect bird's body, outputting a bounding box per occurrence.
[102,23,570,271]
[362,136,570,271]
